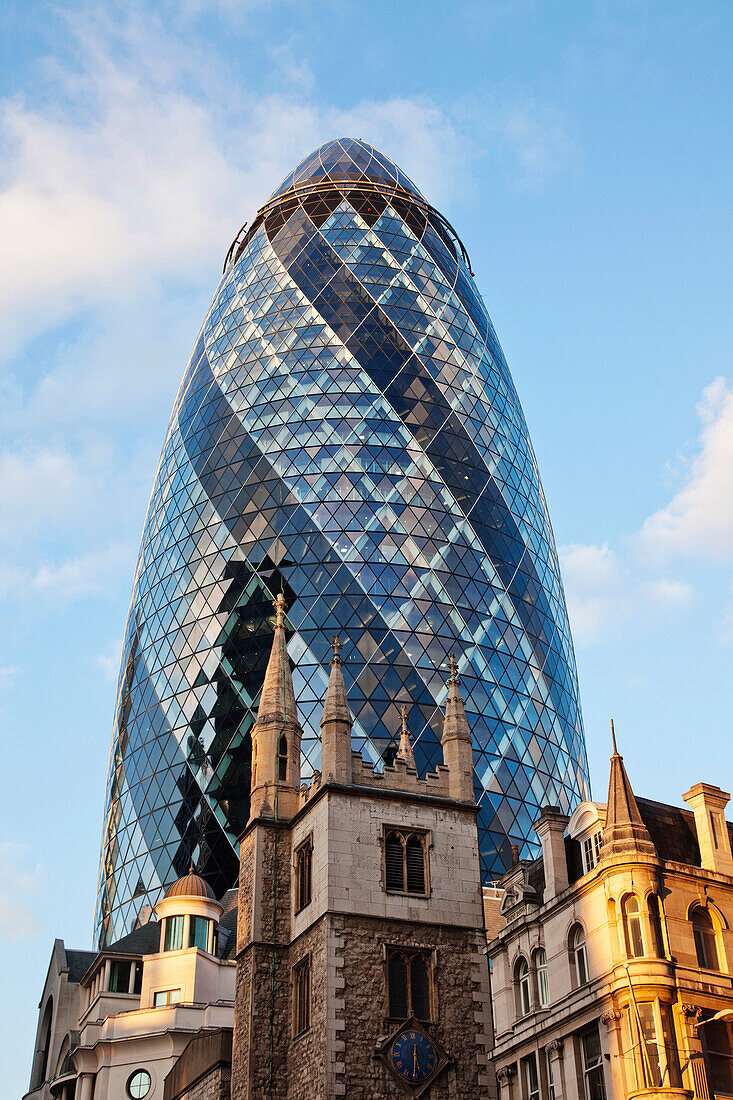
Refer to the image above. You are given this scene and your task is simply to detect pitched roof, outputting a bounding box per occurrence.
[65,949,97,983]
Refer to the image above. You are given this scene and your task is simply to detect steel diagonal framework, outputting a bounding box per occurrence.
[95,139,589,947]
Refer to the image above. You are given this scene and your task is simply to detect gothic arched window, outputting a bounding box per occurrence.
[278,735,288,782]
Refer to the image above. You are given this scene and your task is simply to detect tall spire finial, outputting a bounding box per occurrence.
[611,718,618,756]
[448,652,459,684]
[273,591,286,628]
[396,704,416,769]
[332,634,342,665]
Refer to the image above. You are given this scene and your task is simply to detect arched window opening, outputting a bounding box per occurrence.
[385,832,405,891]
[515,957,531,1016]
[569,924,589,986]
[535,947,549,1007]
[692,908,720,971]
[623,895,644,958]
[295,837,312,912]
[388,952,408,1018]
[387,948,433,1021]
[405,834,426,894]
[32,997,54,1088]
[383,828,428,895]
[410,955,430,1021]
[278,735,288,782]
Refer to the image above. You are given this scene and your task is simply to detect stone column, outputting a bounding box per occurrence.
[600,1010,625,1099]
[497,1063,516,1100]
[102,958,111,993]
[77,1074,95,1100]
[545,1038,564,1100]
[679,1003,710,1100]
[128,961,137,994]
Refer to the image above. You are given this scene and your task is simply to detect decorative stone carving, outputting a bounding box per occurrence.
[600,1010,622,1028]
[544,1038,564,1056]
[497,1065,517,1082]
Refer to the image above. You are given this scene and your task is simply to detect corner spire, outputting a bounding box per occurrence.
[441,652,475,802]
[396,704,417,769]
[603,722,655,857]
[320,634,353,784]
[320,635,351,730]
[248,591,303,823]
[256,592,299,728]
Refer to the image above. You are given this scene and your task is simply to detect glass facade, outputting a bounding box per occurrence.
[95,138,589,945]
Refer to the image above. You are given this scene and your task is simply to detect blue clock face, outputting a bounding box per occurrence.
[391,1029,438,1083]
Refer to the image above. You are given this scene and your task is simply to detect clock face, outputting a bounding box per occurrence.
[390,1029,438,1083]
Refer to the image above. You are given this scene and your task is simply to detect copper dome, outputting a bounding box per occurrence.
[163,869,217,901]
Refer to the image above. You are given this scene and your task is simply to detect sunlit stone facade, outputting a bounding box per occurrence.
[96,138,589,946]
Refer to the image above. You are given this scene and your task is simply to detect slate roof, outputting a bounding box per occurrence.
[65,949,97,983]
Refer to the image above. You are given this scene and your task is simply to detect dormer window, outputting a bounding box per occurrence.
[582,831,602,873]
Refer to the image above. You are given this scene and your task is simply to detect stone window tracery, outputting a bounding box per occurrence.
[386,946,433,1021]
[383,828,429,895]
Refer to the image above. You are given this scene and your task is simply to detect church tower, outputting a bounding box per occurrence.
[232,615,493,1098]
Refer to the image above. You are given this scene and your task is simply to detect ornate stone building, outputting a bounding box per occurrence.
[486,729,733,1100]
[231,594,493,1097]
[23,602,495,1099]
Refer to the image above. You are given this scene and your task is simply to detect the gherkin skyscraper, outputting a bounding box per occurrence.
[95,138,589,946]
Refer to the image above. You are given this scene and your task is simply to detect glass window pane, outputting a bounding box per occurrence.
[411,955,430,1020]
[164,915,184,951]
[388,953,408,1018]
[189,916,209,950]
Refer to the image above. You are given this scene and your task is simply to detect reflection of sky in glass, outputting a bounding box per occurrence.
[95,139,589,947]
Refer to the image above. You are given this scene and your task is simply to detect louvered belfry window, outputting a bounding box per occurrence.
[384,828,428,895]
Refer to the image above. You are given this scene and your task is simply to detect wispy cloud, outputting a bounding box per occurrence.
[640,377,733,561]
[559,542,692,646]
[95,637,124,682]
[0,843,43,940]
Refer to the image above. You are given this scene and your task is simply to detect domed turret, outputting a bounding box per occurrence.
[154,868,223,955]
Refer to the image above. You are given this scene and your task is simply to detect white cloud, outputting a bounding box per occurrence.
[640,377,733,560]
[95,637,124,682]
[0,843,43,939]
[0,10,466,353]
[0,544,133,604]
[559,542,694,647]
[0,451,80,534]
[0,667,18,690]
[638,578,693,607]
[560,543,628,645]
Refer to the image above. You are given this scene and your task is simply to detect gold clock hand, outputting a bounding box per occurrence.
[413,1043,418,1077]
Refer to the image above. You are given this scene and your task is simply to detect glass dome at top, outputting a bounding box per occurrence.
[95,138,590,946]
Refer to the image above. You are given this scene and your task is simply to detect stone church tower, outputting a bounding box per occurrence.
[232,596,493,1097]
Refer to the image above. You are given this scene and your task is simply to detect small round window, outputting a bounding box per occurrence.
[127,1069,151,1098]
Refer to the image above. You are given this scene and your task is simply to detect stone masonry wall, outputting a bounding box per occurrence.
[232,820,293,1100]
[333,913,494,1099]
[171,1064,231,1100]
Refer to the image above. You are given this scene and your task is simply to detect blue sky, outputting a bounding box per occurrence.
[1,1,731,1091]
